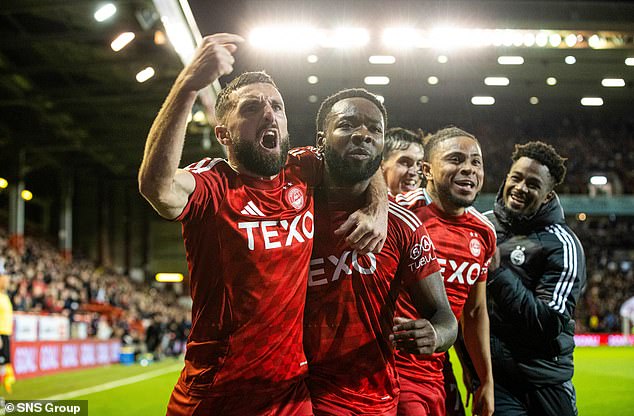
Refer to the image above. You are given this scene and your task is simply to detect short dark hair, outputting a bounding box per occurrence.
[423,126,478,162]
[215,71,278,124]
[315,88,387,133]
[511,141,567,187]
[383,127,423,158]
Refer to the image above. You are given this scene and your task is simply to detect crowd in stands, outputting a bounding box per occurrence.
[571,216,634,333]
[0,227,190,359]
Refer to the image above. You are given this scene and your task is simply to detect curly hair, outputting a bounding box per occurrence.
[511,141,567,187]
[315,88,387,133]
[383,127,424,158]
[422,126,478,162]
[214,71,278,124]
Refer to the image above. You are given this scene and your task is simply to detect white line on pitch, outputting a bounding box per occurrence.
[43,364,182,400]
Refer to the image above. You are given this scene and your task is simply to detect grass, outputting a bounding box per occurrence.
[450,346,634,416]
[2,347,632,415]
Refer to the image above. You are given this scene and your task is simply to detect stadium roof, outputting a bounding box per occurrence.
[0,0,633,198]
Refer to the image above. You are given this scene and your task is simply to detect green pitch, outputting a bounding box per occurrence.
[449,346,634,416]
[4,347,634,415]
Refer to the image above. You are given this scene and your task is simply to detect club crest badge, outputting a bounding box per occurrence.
[510,246,526,266]
[286,186,304,210]
[469,238,481,257]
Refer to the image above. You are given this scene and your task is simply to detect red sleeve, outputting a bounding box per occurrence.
[287,146,324,186]
[399,222,441,288]
[478,226,498,282]
[174,158,227,223]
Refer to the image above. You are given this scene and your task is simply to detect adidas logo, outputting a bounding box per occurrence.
[241,201,265,217]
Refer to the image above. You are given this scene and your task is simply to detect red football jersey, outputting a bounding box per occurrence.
[393,188,496,383]
[174,148,321,397]
[304,197,441,414]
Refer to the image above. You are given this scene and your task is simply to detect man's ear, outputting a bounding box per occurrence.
[544,190,556,204]
[422,161,433,181]
[215,126,232,146]
[316,131,325,149]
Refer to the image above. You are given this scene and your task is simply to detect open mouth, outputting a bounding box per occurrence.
[401,179,418,190]
[259,128,279,149]
[509,193,526,206]
[454,179,476,191]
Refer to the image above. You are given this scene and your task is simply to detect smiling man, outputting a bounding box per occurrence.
[484,141,586,416]
[381,127,425,197]
[304,89,457,416]
[394,127,496,416]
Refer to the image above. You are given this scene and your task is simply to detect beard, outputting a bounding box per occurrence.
[435,181,479,208]
[233,134,291,177]
[323,144,382,185]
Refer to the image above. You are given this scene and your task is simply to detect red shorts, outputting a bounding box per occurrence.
[312,397,397,416]
[166,379,313,416]
[397,376,445,416]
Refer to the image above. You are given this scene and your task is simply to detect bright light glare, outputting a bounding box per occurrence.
[94,3,116,22]
[565,55,576,64]
[420,96,429,104]
[471,96,495,105]
[529,96,539,105]
[535,32,549,47]
[21,190,33,201]
[192,111,206,123]
[546,77,557,86]
[565,34,578,47]
[549,33,562,47]
[484,77,510,86]
[249,26,319,50]
[626,58,634,66]
[136,67,155,83]
[111,32,135,52]
[364,76,390,85]
[0,178,7,189]
[375,95,385,103]
[437,55,448,64]
[161,16,195,63]
[581,97,604,106]
[602,78,625,87]
[320,27,369,48]
[155,273,184,283]
[382,27,422,48]
[307,75,319,84]
[523,33,536,47]
[590,175,608,185]
[498,56,524,65]
[427,76,439,85]
[588,34,602,48]
[369,55,396,64]
[307,54,319,63]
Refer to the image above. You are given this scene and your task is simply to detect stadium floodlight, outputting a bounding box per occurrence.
[94,3,116,22]
[427,76,439,85]
[565,55,576,64]
[21,190,33,201]
[0,178,7,189]
[529,96,539,105]
[535,32,549,47]
[308,95,318,103]
[588,34,603,48]
[319,27,369,48]
[602,78,625,87]
[307,75,319,84]
[484,77,510,86]
[581,97,604,106]
[382,27,422,48]
[498,56,524,65]
[364,76,390,85]
[375,95,385,103]
[590,175,608,185]
[249,26,319,51]
[155,273,184,283]
[549,33,562,47]
[307,54,319,63]
[111,32,135,52]
[546,77,557,86]
[471,96,495,105]
[565,34,578,47]
[420,96,429,104]
[626,58,634,66]
[136,67,155,83]
[523,33,536,47]
[369,55,396,64]
[437,55,448,64]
